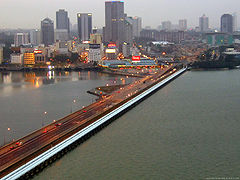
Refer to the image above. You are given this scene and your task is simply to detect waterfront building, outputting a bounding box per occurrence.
[88,44,101,62]
[77,13,92,41]
[10,54,23,64]
[199,14,209,32]
[55,41,69,55]
[30,29,41,46]
[221,14,233,33]
[205,32,233,46]
[34,50,46,64]
[14,33,29,47]
[56,9,70,33]
[104,1,125,50]
[41,18,54,46]
[23,53,35,65]
[179,19,187,31]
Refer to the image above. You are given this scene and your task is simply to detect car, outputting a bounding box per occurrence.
[83,110,87,113]
[9,146,15,150]
[55,123,62,127]
[16,141,22,146]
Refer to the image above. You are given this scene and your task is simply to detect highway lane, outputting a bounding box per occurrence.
[0,65,178,177]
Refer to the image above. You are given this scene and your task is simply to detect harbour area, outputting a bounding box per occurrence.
[0,64,186,179]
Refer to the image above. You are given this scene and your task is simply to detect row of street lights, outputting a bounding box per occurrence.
[2,98,83,146]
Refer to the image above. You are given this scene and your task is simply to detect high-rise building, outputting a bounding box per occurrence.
[179,19,187,31]
[30,29,41,46]
[55,29,69,42]
[132,17,142,37]
[14,33,29,47]
[162,21,172,31]
[0,47,3,64]
[77,13,92,41]
[221,14,233,33]
[232,13,237,32]
[41,18,54,46]
[56,9,70,33]
[199,14,209,32]
[124,16,133,46]
[104,1,125,49]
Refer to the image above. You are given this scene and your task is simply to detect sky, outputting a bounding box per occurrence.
[0,0,240,30]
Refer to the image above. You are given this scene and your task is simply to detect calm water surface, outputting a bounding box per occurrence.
[0,71,136,146]
[1,69,240,179]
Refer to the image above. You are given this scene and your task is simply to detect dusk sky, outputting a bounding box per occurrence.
[0,0,240,29]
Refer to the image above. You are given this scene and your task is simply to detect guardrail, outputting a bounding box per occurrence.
[1,68,187,180]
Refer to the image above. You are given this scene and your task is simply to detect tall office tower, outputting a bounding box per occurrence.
[162,21,172,31]
[55,29,69,42]
[104,1,125,49]
[30,29,41,46]
[179,19,187,31]
[77,13,92,41]
[199,14,209,32]
[0,47,3,64]
[41,18,54,46]
[14,33,29,47]
[221,14,233,33]
[124,16,133,45]
[56,9,70,33]
[132,16,142,37]
[232,13,237,32]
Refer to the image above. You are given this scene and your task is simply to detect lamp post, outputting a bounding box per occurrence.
[4,128,11,145]
[71,99,76,113]
[42,111,47,127]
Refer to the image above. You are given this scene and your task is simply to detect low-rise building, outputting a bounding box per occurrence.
[88,44,101,62]
[23,53,35,65]
[10,54,23,64]
[0,47,3,64]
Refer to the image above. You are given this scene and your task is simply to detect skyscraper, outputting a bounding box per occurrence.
[179,19,187,31]
[232,13,238,32]
[30,29,41,46]
[221,14,233,33]
[77,13,92,41]
[56,9,70,33]
[14,33,29,47]
[0,47,3,64]
[131,16,142,37]
[199,14,209,32]
[104,1,125,48]
[41,18,54,46]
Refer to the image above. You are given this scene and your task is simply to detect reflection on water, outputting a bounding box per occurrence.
[0,71,131,95]
[0,70,138,146]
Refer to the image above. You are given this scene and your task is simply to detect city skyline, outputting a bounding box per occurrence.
[0,0,240,30]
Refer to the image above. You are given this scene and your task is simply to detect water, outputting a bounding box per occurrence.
[0,71,137,146]
[1,70,240,179]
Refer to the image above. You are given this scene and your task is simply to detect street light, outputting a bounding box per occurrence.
[42,111,47,127]
[3,128,11,145]
[71,99,76,113]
